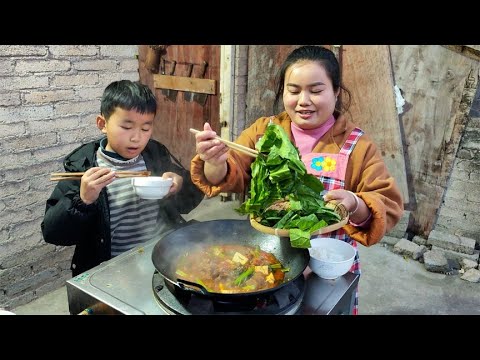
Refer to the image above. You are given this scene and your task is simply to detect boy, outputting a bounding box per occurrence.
[41,80,204,276]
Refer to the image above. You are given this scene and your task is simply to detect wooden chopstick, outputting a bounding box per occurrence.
[189,128,258,158]
[50,170,151,181]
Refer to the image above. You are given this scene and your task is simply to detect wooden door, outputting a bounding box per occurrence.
[138,45,220,169]
[341,45,409,204]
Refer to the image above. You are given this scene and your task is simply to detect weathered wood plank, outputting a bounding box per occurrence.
[342,45,409,203]
[390,45,480,236]
[246,45,303,124]
[153,74,216,94]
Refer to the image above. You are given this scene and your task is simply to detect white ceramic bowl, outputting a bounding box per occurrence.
[131,177,173,200]
[308,237,356,280]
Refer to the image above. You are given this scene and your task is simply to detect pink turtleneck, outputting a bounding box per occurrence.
[290,115,335,156]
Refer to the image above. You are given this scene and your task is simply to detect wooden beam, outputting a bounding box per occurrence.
[442,45,480,62]
[153,74,216,94]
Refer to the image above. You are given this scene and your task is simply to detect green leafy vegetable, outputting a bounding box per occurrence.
[236,124,341,248]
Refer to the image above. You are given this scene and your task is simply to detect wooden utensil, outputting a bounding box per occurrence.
[50,170,151,181]
[189,128,258,158]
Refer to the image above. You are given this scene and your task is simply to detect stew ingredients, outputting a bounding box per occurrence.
[175,244,289,294]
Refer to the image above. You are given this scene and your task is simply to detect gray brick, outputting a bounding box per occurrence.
[119,59,138,72]
[59,125,100,144]
[442,188,466,201]
[29,174,55,192]
[0,76,49,90]
[380,235,401,246]
[98,72,139,85]
[0,59,14,74]
[0,180,29,198]
[73,59,117,71]
[1,133,57,153]
[99,45,137,58]
[428,229,475,254]
[393,238,421,258]
[435,216,480,243]
[449,167,471,181]
[454,159,480,174]
[2,246,50,271]
[412,235,428,246]
[15,60,71,73]
[386,210,410,238]
[0,152,36,170]
[1,290,36,309]
[9,218,43,241]
[0,45,47,57]
[0,265,32,289]
[33,247,74,273]
[468,118,480,129]
[55,100,99,117]
[0,207,34,230]
[465,189,480,203]
[431,245,480,263]
[0,92,21,106]
[10,189,48,208]
[34,272,71,299]
[0,122,25,138]
[28,116,81,135]
[448,180,479,193]
[24,89,75,104]
[52,74,98,87]
[438,205,473,221]
[5,268,58,296]
[49,45,97,57]
[0,105,54,123]
[423,249,449,273]
[74,86,105,100]
[457,149,473,160]
[461,269,480,283]
[33,143,79,164]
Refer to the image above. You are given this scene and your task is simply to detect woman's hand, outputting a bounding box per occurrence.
[162,172,183,196]
[195,122,229,185]
[80,167,116,205]
[195,122,229,166]
[324,189,370,224]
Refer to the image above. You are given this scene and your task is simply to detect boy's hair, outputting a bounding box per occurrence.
[100,80,157,119]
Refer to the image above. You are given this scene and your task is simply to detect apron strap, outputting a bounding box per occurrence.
[339,127,364,155]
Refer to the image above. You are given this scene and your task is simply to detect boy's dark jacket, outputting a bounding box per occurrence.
[41,138,204,276]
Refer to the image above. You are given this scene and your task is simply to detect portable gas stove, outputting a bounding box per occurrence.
[67,237,359,315]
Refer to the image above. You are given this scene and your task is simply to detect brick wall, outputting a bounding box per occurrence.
[0,45,139,310]
[436,84,480,244]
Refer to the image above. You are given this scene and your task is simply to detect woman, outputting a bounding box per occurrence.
[191,45,403,314]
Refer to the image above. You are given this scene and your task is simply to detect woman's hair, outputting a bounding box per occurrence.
[273,45,351,117]
[100,80,157,119]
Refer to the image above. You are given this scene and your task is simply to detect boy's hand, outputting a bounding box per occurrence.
[80,167,116,205]
[162,172,183,196]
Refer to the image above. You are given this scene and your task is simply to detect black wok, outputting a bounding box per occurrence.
[151,219,309,300]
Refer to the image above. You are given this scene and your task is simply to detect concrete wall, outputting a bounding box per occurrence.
[0,45,139,309]
[435,85,480,244]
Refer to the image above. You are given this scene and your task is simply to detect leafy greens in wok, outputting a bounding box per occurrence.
[236,124,342,248]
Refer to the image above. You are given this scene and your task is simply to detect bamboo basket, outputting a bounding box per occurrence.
[249,201,349,237]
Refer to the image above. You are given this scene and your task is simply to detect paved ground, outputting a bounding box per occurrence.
[11,196,480,315]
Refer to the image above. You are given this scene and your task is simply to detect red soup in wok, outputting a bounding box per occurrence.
[175,244,289,294]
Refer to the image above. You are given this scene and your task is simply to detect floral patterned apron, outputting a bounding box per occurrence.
[301,127,364,315]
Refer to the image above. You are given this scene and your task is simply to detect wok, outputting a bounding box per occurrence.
[151,219,309,300]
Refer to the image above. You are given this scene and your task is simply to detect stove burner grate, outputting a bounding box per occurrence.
[152,271,305,315]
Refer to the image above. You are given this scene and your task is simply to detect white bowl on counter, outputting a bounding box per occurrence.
[131,177,173,200]
[308,237,356,280]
